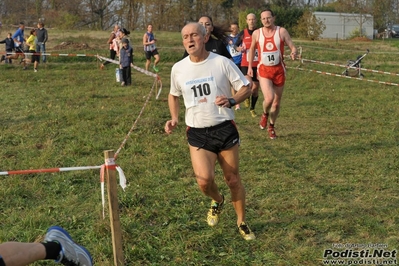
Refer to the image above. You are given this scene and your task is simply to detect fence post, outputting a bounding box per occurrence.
[104,150,124,266]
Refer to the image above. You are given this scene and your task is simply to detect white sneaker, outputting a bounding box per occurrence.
[44,226,93,266]
[34,68,38,72]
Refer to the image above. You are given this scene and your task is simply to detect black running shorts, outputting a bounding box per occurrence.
[240,66,258,82]
[30,50,40,63]
[186,120,240,154]
[145,49,159,60]
[0,256,5,266]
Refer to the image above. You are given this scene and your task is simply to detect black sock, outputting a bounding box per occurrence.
[251,95,258,110]
[269,123,274,127]
[42,241,62,260]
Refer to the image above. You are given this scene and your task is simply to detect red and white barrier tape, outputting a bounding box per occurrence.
[0,163,126,219]
[287,66,399,87]
[96,54,157,77]
[0,51,96,57]
[95,54,163,160]
[114,77,159,160]
[300,58,399,77]
[0,165,102,175]
[0,164,126,190]
[100,158,126,218]
[96,55,162,99]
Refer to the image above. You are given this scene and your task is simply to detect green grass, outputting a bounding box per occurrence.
[1,31,399,265]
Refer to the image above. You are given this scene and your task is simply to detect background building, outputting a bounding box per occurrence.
[314,12,374,39]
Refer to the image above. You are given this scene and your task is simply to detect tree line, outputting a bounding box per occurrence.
[0,0,398,34]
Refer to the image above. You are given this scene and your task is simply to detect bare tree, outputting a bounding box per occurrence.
[270,0,294,7]
[372,0,397,31]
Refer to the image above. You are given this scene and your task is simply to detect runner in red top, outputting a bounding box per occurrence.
[235,13,260,117]
[247,8,297,139]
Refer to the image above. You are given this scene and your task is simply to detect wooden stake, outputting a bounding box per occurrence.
[104,150,124,266]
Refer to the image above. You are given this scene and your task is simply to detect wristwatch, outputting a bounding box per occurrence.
[228,98,237,108]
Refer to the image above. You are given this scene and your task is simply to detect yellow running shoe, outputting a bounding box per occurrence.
[244,98,250,108]
[238,222,256,241]
[250,110,257,118]
[207,195,224,227]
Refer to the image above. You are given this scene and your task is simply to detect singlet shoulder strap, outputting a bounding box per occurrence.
[257,28,263,42]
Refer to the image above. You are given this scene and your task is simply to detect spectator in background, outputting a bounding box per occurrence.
[100,24,120,70]
[143,24,160,72]
[26,28,40,72]
[111,30,121,60]
[36,21,48,63]
[118,28,130,50]
[119,38,133,86]
[6,22,26,69]
[0,32,15,64]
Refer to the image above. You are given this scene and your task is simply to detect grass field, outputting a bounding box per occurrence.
[0,29,399,266]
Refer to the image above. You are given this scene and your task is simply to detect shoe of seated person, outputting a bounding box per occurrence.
[44,226,93,266]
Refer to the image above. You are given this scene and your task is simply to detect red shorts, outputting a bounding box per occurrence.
[257,63,286,87]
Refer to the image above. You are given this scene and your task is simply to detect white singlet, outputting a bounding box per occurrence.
[258,26,282,66]
[170,52,249,128]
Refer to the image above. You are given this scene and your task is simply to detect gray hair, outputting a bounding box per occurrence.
[182,22,207,37]
[247,13,256,20]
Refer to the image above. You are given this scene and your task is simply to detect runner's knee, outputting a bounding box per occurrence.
[224,173,240,188]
